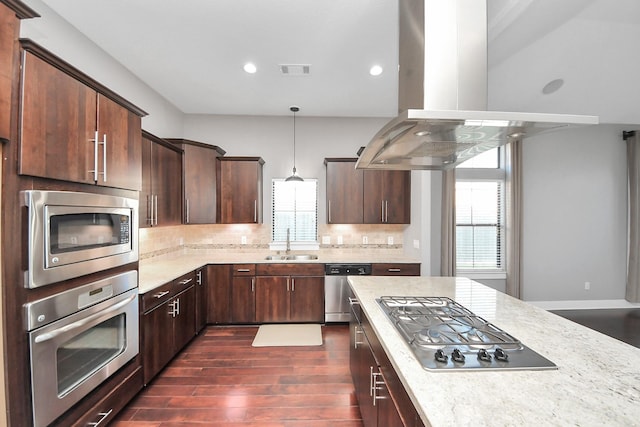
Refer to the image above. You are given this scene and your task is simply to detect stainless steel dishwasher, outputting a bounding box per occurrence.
[324,263,372,322]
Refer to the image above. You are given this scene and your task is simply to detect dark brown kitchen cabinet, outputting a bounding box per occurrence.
[141,271,197,384]
[255,263,325,323]
[167,139,226,224]
[207,264,232,324]
[363,169,411,224]
[325,158,364,223]
[350,294,423,427]
[372,263,421,276]
[0,1,31,142]
[325,158,410,224]
[18,41,145,191]
[140,131,183,228]
[230,264,256,323]
[217,157,264,224]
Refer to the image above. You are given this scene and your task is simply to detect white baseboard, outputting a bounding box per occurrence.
[528,299,640,310]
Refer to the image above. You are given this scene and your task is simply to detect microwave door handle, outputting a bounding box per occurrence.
[33,293,135,344]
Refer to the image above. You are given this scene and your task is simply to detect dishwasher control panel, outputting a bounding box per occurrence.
[325,264,372,275]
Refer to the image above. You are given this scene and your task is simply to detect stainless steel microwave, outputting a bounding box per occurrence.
[22,190,139,288]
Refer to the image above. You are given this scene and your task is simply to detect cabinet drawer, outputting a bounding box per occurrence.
[372,263,420,276]
[256,263,324,276]
[175,270,196,289]
[233,264,256,276]
[141,281,174,313]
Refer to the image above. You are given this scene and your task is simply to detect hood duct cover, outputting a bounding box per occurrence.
[356,0,598,171]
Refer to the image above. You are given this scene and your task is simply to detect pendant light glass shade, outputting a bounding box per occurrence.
[285,105,303,182]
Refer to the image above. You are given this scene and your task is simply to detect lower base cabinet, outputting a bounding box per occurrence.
[141,271,197,384]
[350,294,425,427]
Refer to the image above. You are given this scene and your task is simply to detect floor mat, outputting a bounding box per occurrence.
[251,324,323,347]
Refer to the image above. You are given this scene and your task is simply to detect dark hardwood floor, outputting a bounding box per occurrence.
[551,308,640,348]
[112,324,363,427]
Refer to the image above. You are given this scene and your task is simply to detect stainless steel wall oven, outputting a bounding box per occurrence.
[22,190,138,288]
[24,271,139,427]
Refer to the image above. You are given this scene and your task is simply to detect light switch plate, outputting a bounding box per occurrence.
[413,239,420,249]
[387,236,394,245]
[322,235,330,244]
[337,235,343,245]
[362,236,368,245]
[241,236,247,245]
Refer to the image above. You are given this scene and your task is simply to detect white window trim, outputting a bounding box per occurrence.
[269,241,320,251]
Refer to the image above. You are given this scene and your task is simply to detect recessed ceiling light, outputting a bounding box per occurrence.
[243,62,257,74]
[542,78,564,94]
[369,65,383,76]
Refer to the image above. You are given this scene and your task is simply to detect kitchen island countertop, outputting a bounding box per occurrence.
[348,275,640,427]
[138,249,419,294]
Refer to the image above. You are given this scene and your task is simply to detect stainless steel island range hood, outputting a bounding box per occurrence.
[356,0,598,170]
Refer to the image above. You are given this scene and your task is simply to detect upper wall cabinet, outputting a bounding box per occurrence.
[18,40,146,191]
[363,169,411,224]
[167,139,226,224]
[217,156,264,224]
[325,158,364,224]
[325,158,411,224]
[0,1,37,143]
[140,131,183,228]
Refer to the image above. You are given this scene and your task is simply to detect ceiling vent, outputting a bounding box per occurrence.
[279,64,311,76]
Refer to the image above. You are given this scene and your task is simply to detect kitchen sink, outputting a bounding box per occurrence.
[264,254,319,261]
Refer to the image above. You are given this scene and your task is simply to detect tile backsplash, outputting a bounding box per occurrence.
[139,223,406,259]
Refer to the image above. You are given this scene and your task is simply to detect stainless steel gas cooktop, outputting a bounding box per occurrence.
[377,296,557,371]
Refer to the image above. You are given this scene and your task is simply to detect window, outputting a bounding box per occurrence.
[455,148,505,272]
[271,179,318,245]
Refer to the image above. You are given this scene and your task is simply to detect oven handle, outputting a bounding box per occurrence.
[33,292,136,344]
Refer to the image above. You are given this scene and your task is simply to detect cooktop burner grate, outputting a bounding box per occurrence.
[376,296,557,371]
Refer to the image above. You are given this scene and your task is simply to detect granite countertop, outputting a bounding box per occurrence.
[348,276,640,427]
[138,249,420,294]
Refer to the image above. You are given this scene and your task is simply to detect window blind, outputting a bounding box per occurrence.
[455,180,504,270]
[272,179,318,242]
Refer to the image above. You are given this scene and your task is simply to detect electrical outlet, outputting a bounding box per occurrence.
[387,236,394,245]
[362,236,368,245]
[337,235,343,245]
[584,281,591,290]
[322,235,331,244]
[413,239,420,249]
[241,236,247,245]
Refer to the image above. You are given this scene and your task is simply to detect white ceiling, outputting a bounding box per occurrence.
[37,0,640,121]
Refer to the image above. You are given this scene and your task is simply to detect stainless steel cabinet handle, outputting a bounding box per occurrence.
[237,268,250,273]
[388,268,401,272]
[87,409,113,426]
[385,200,389,222]
[153,290,170,299]
[254,200,257,222]
[291,278,295,292]
[287,277,290,292]
[90,131,99,181]
[251,278,255,293]
[328,200,332,223]
[102,133,107,182]
[348,297,360,306]
[176,298,180,316]
[146,195,152,225]
[381,200,385,222]
[155,194,159,225]
[353,325,364,349]
[178,278,193,286]
[186,199,190,223]
[196,270,202,285]
[371,371,385,406]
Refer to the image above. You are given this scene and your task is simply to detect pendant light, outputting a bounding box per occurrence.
[285,105,303,182]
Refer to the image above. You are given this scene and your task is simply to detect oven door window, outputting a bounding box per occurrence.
[49,212,130,254]
[56,314,126,396]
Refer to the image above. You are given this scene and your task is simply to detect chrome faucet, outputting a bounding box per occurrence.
[286,228,291,254]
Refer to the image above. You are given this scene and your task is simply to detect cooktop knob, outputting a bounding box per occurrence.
[494,347,509,362]
[477,348,492,362]
[434,349,448,363]
[451,348,465,363]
